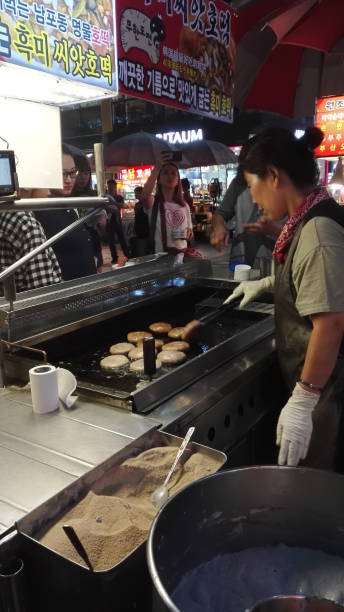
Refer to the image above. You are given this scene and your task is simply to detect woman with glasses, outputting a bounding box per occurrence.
[35,144,97,281]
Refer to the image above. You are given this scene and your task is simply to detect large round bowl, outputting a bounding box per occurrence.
[147,467,344,612]
[250,596,344,612]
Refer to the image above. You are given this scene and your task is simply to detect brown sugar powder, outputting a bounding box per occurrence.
[40,446,221,571]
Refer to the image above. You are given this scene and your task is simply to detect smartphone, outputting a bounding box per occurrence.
[171,150,182,162]
[163,149,183,162]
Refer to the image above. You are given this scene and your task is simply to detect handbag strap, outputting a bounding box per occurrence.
[148,198,159,253]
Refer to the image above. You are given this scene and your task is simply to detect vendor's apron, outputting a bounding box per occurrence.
[275,199,344,469]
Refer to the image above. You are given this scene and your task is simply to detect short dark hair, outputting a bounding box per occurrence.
[239,127,324,189]
[107,179,116,186]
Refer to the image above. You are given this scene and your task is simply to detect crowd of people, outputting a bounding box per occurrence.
[0,139,304,296]
[0,147,207,294]
[0,142,286,294]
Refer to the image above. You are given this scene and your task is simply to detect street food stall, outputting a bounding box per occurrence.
[0,1,289,611]
[0,253,281,611]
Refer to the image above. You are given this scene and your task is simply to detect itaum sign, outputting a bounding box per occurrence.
[155,128,204,145]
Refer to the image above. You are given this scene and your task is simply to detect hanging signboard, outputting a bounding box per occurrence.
[116,0,236,123]
[0,0,117,91]
[315,95,344,157]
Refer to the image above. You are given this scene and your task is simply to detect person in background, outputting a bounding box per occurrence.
[107,179,124,206]
[226,127,344,470]
[211,173,281,271]
[106,179,130,265]
[181,178,194,209]
[35,144,97,281]
[133,185,150,257]
[141,153,197,263]
[0,188,61,292]
[208,178,222,204]
[72,152,106,270]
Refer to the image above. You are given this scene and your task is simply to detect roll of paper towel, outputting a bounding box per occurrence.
[29,365,78,414]
[29,364,59,414]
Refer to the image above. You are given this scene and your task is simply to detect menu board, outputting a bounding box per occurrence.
[0,0,116,90]
[116,0,236,123]
[315,95,344,157]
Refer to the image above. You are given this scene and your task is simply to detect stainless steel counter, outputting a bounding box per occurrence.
[0,389,160,533]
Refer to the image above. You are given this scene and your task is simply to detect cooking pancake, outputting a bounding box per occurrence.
[137,338,164,351]
[159,350,186,366]
[129,358,162,374]
[149,322,172,335]
[127,331,153,344]
[168,327,185,340]
[109,342,135,356]
[162,341,190,353]
[100,355,129,371]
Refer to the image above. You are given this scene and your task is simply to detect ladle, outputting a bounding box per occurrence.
[151,427,195,509]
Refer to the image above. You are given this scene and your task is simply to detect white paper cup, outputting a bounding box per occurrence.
[234,264,252,281]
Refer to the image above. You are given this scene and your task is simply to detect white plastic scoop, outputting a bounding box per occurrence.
[151,427,195,510]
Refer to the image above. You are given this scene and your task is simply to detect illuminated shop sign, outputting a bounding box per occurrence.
[315,95,344,157]
[155,128,203,145]
[119,166,152,182]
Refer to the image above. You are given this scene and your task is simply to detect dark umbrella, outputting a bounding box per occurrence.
[104,132,172,167]
[181,139,237,167]
[234,0,344,119]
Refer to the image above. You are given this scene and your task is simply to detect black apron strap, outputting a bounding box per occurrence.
[303,198,344,227]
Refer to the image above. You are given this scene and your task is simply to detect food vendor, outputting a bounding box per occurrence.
[226,127,344,470]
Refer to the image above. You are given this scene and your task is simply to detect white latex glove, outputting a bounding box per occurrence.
[276,383,320,466]
[223,276,275,309]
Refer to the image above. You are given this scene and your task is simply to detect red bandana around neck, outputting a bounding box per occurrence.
[272,187,330,264]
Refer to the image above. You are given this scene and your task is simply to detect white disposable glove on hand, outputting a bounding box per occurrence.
[223,276,275,309]
[276,383,320,467]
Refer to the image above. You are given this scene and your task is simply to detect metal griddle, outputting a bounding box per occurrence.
[0,260,274,414]
[38,285,272,413]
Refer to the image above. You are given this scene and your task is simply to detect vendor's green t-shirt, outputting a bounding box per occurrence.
[292,216,344,317]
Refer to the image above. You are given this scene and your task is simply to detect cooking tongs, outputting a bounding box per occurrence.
[182,295,242,342]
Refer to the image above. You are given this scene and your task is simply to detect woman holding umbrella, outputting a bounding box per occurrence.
[226,127,344,470]
[141,153,196,263]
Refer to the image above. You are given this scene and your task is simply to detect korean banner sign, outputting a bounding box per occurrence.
[0,0,116,90]
[116,0,236,123]
[315,96,344,157]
